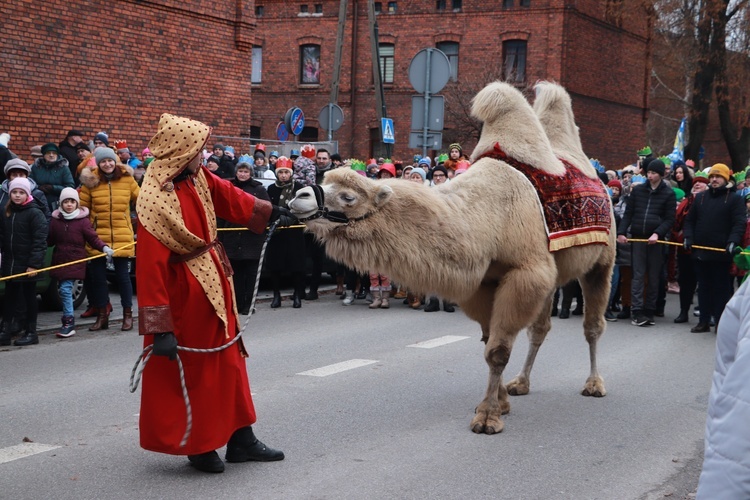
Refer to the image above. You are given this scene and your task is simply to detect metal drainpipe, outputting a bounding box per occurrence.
[349,0,359,157]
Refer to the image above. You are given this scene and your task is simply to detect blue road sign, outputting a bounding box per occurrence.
[290,107,305,136]
[276,122,289,142]
[381,118,395,144]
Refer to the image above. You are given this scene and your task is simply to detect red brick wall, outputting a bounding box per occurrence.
[1,0,255,160]
[252,0,650,167]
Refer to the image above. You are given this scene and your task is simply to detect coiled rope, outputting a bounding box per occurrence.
[128,220,282,448]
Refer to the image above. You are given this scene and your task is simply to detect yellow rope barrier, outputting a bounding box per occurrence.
[625,238,750,255]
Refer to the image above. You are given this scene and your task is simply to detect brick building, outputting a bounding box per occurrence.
[252,0,652,167]
[2,0,650,168]
[1,0,257,159]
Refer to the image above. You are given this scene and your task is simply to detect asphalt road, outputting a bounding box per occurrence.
[0,291,714,499]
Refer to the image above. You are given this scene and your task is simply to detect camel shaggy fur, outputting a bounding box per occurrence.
[289,81,615,435]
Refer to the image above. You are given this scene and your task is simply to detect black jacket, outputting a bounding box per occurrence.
[684,184,747,262]
[618,180,676,239]
[58,140,80,180]
[0,200,48,281]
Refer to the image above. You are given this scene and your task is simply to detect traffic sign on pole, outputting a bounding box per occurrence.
[284,107,306,136]
[381,118,395,144]
[319,104,344,132]
[410,95,444,131]
[276,122,289,142]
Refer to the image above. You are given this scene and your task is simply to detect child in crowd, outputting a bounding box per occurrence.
[48,188,113,338]
[0,178,48,346]
[368,163,397,309]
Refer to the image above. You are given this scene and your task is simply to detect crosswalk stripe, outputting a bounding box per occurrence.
[407,335,470,349]
[297,359,378,377]
[0,443,60,465]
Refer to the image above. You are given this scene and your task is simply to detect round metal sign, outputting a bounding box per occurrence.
[318,103,344,132]
[276,122,289,142]
[284,107,305,136]
[408,48,451,94]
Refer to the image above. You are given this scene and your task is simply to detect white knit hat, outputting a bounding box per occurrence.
[59,187,80,205]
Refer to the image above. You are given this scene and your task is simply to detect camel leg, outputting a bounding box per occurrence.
[578,263,611,397]
[506,290,554,396]
[470,268,553,435]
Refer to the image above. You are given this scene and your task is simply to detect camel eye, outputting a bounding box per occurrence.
[341,194,355,203]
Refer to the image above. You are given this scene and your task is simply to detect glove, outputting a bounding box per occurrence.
[726,242,739,255]
[102,246,115,258]
[152,332,178,360]
[39,184,53,194]
[683,239,692,251]
[270,205,298,227]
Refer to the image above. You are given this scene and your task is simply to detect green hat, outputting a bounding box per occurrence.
[658,155,671,166]
[437,153,448,164]
[350,159,366,171]
[694,170,709,179]
[637,146,652,157]
[734,170,747,184]
[673,187,685,202]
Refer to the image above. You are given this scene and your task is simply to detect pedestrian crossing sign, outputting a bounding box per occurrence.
[381,118,395,144]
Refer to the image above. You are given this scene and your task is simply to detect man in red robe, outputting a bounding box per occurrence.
[136,113,293,473]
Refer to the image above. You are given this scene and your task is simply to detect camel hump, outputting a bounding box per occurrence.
[533,81,598,179]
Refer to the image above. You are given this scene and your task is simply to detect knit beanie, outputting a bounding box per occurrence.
[8,177,32,198]
[646,159,665,177]
[432,165,449,178]
[94,132,109,146]
[41,143,60,155]
[607,179,622,190]
[411,167,426,180]
[207,155,222,166]
[94,147,118,166]
[708,163,731,182]
[4,158,31,176]
[449,142,462,154]
[692,176,709,185]
[59,187,80,205]
[418,157,432,168]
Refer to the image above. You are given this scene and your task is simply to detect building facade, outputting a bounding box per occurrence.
[252,0,652,167]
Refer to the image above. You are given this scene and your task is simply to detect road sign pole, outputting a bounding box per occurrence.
[422,50,432,158]
[327,103,333,142]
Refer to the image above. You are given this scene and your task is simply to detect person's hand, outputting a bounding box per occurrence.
[39,184,53,194]
[726,242,739,255]
[25,267,37,277]
[102,246,115,258]
[683,239,692,251]
[648,233,659,245]
[616,234,628,244]
[270,206,298,227]
[152,332,178,360]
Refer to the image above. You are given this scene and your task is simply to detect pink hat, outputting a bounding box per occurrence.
[9,177,32,198]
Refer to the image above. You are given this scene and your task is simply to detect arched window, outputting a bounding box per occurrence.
[502,40,526,83]
[300,44,321,84]
[436,41,459,81]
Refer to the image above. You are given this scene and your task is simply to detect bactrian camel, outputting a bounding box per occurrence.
[289,81,616,434]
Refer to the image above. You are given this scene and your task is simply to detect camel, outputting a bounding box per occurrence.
[288,81,616,434]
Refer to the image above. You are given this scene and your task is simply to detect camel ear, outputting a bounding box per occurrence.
[374,184,393,208]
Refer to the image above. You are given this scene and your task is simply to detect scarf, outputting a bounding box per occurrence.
[274,179,295,209]
[62,208,80,220]
[136,113,237,338]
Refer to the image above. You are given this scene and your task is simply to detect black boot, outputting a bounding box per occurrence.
[270,291,281,309]
[225,426,285,463]
[424,297,440,312]
[443,301,455,313]
[14,320,38,347]
[674,310,689,323]
[292,292,302,309]
[558,308,570,319]
[187,451,225,473]
[616,305,631,320]
[0,326,10,346]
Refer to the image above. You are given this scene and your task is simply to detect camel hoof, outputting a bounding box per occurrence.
[506,377,530,396]
[581,377,607,397]
[470,413,504,434]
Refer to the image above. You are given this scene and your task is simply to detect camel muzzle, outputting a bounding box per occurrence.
[295,184,371,225]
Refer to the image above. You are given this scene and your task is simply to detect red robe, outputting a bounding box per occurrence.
[136,170,272,455]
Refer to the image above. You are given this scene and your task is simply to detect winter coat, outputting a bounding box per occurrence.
[266,181,306,273]
[79,164,139,257]
[0,146,16,183]
[218,156,237,179]
[218,178,271,261]
[696,278,750,499]
[0,199,48,282]
[0,177,51,222]
[293,157,317,187]
[612,195,632,267]
[47,206,108,280]
[618,180,676,239]
[684,184,746,263]
[29,156,75,211]
[58,140,80,181]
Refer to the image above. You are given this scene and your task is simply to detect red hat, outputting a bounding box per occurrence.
[114,140,128,151]
[692,176,709,185]
[255,143,266,153]
[275,156,293,171]
[301,144,316,158]
[377,162,396,178]
[607,179,622,190]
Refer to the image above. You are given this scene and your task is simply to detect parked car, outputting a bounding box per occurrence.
[0,247,86,311]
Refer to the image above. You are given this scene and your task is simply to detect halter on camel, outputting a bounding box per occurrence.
[295,184,373,224]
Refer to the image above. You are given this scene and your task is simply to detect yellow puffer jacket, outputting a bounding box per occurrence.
[79,164,140,257]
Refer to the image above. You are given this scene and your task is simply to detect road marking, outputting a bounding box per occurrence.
[297,359,378,377]
[407,335,470,349]
[0,443,60,465]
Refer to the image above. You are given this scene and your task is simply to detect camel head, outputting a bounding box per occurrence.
[288,168,393,236]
